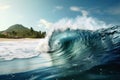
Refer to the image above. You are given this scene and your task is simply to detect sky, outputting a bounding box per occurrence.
[0,0,120,31]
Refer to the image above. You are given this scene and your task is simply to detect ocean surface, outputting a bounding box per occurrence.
[0,26,120,80]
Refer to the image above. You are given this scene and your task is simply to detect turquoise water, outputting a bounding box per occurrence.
[0,26,120,80]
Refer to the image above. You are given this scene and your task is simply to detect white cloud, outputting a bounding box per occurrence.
[70,6,80,12]
[0,4,11,11]
[52,6,63,12]
[70,6,88,16]
[38,19,52,28]
[55,6,63,10]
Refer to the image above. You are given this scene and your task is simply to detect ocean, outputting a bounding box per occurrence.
[0,26,120,80]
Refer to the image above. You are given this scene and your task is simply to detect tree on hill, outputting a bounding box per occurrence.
[30,27,34,33]
[0,24,46,38]
[41,32,46,38]
[12,31,17,35]
[0,33,6,38]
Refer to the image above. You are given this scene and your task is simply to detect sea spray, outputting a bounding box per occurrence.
[36,15,111,53]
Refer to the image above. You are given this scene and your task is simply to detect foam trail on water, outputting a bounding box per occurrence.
[0,40,40,61]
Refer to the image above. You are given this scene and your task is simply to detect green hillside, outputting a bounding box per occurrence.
[0,24,46,38]
[6,24,30,32]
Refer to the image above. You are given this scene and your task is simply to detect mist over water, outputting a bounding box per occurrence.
[52,16,109,30]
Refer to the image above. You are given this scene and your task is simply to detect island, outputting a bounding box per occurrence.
[0,24,46,39]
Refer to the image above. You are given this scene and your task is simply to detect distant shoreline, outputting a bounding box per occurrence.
[0,38,41,42]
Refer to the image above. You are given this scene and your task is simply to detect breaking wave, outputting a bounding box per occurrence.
[36,25,120,80]
[36,16,120,76]
[47,25,120,68]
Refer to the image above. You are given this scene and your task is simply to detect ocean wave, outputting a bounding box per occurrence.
[37,25,120,71]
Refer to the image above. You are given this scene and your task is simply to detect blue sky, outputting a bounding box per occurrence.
[0,0,120,31]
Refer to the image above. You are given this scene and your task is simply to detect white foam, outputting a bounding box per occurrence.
[37,16,112,53]
[0,40,40,60]
[35,38,49,53]
[0,39,53,74]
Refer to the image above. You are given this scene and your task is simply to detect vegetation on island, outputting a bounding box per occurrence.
[0,24,46,38]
